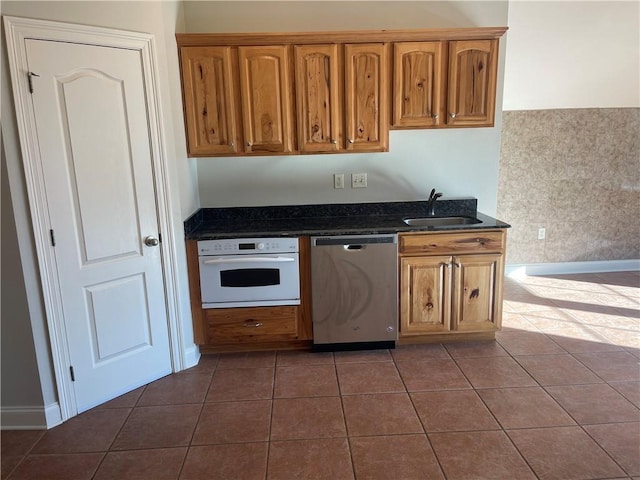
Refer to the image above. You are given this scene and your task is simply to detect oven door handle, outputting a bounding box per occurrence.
[202,256,295,265]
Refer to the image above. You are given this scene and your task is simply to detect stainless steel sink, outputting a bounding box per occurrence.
[403,216,481,227]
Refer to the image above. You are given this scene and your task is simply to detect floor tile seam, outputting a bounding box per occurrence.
[511,423,634,479]
[567,351,636,385]
[496,332,571,357]
[426,428,540,480]
[101,402,139,457]
[510,353,607,387]
[8,429,46,462]
[534,382,633,430]
[449,348,541,391]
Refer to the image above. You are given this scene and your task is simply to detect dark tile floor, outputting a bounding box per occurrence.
[2,271,639,479]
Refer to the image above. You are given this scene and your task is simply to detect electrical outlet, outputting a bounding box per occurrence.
[352,173,367,188]
[538,227,546,240]
[333,173,344,189]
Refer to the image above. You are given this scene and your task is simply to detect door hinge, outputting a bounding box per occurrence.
[27,72,39,94]
[49,229,56,247]
[69,366,75,382]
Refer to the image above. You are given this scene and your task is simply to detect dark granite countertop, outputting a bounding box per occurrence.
[184,199,510,240]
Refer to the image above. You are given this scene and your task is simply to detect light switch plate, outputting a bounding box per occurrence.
[352,173,367,188]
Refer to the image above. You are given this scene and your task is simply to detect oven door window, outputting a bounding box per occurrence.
[220,268,280,288]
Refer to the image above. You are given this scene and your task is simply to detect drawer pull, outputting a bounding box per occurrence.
[425,302,434,310]
[244,321,263,328]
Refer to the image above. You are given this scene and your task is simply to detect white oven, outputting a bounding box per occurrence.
[198,237,300,308]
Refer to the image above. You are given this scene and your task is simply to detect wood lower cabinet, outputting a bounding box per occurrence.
[205,306,302,344]
[238,45,295,154]
[179,46,240,156]
[185,237,313,353]
[399,230,506,340]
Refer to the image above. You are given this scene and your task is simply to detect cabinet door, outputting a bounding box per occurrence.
[295,44,341,153]
[238,45,294,153]
[452,253,503,331]
[393,42,444,127]
[447,39,498,127]
[344,43,389,152]
[400,256,452,335]
[180,46,239,156]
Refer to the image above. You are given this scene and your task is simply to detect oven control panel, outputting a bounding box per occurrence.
[198,237,299,255]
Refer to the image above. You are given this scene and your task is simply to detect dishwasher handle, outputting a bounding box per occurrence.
[312,234,397,247]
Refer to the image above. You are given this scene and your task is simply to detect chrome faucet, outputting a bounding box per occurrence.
[427,188,443,216]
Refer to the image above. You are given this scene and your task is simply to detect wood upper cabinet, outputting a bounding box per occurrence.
[393,42,445,128]
[179,46,240,156]
[447,39,498,127]
[238,45,295,153]
[392,38,499,128]
[344,43,389,152]
[294,44,342,153]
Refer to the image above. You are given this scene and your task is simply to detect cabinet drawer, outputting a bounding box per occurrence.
[399,231,505,255]
[205,306,299,344]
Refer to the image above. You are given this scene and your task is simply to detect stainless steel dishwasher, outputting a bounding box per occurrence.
[310,234,398,351]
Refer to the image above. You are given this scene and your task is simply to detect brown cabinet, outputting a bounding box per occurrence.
[238,45,295,153]
[185,237,313,353]
[294,44,342,153]
[344,43,389,152]
[447,39,498,127]
[179,46,240,156]
[204,306,302,344]
[393,42,445,128]
[399,230,506,338]
[392,39,499,128]
[177,28,506,154]
[295,43,389,153]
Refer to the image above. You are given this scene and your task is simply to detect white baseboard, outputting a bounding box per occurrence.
[506,259,640,277]
[182,344,201,371]
[1,402,62,430]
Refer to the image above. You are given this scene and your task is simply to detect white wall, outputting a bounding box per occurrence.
[0,0,197,426]
[503,1,640,110]
[184,1,509,215]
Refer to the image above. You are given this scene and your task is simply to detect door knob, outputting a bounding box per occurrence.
[144,236,159,247]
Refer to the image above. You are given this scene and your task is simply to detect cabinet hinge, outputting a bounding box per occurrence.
[27,72,39,94]
[158,233,162,244]
[49,229,56,247]
[69,366,75,382]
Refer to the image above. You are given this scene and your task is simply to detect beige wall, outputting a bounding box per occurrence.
[184,1,509,216]
[498,1,640,267]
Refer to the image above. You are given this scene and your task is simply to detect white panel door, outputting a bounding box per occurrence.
[25,39,171,412]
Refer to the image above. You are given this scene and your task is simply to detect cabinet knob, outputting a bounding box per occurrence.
[432,113,439,119]
[348,139,354,144]
[230,142,235,148]
[425,302,434,310]
[246,142,252,147]
[449,112,457,119]
[332,139,337,144]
